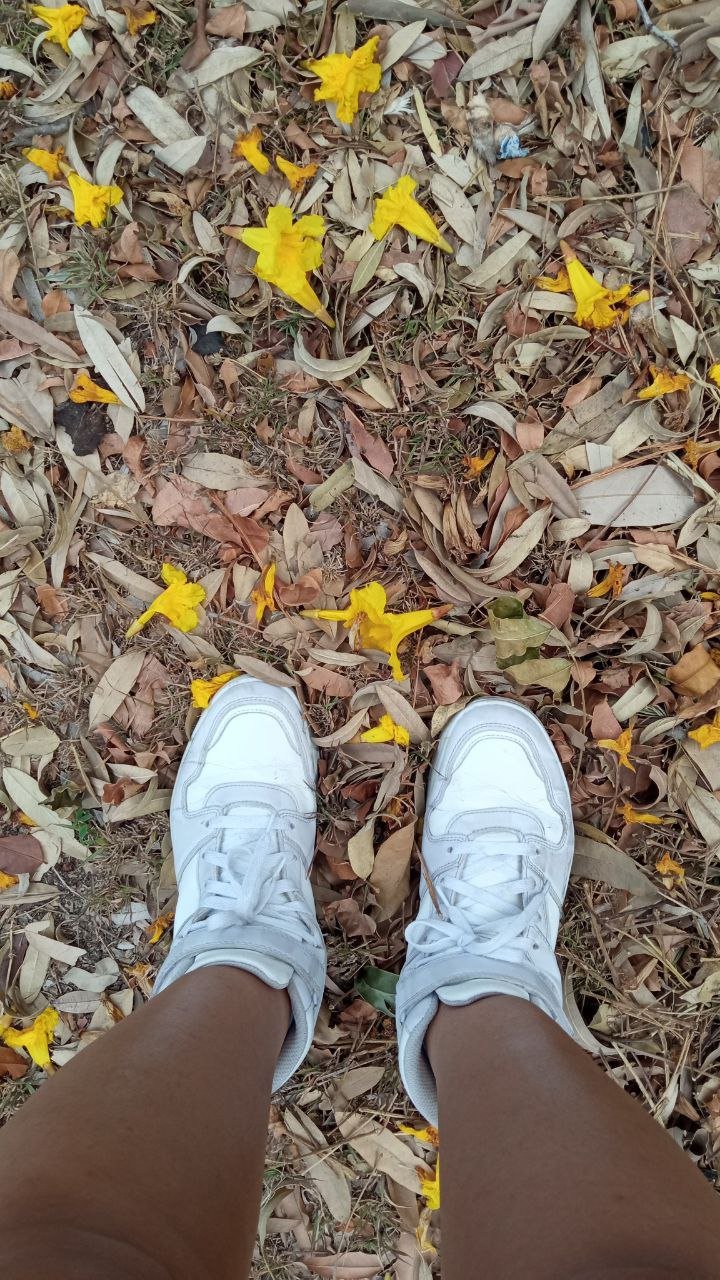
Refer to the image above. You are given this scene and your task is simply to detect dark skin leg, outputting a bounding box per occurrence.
[3,982,720,1280]
[427,996,720,1280]
[1,967,288,1280]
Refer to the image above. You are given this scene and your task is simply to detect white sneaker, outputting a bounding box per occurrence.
[396,697,574,1123]
[154,677,326,1091]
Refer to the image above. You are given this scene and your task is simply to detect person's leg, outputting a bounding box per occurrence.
[2,967,288,1280]
[428,996,720,1280]
[396,697,720,1280]
[0,678,327,1280]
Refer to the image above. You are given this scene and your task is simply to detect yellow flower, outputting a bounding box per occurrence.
[225,206,334,327]
[2,425,31,454]
[398,1123,439,1147]
[708,363,720,387]
[66,171,123,228]
[190,671,239,709]
[534,267,571,292]
[559,240,648,330]
[2,1007,59,1070]
[276,155,318,192]
[464,449,495,478]
[656,852,685,881]
[0,81,17,98]
[251,562,276,624]
[30,3,86,52]
[305,36,382,125]
[587,562,624,599]
[637,365,691,400]
[126,563,205,639]
[620,803,666,826]
[688,711,720,750]
[303,581,449,681]
[419,1159,440,1211]
[598,727,634,772]
[145,909,174,944]
[22,145,65,180]
[122,4,156,35]
[0,871,18,891]
[69,371,121,404]
[22,702,39,719]
[232,126,270,175]
[370,176,452,253]
[361,714,410,747]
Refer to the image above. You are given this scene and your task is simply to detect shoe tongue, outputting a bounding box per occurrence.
[446,807,545,840]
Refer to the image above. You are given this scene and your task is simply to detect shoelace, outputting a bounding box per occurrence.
[406,841,547,963]
[184,815,318,946]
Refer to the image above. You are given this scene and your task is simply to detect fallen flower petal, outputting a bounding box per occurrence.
[637,365,691,400]
[370,176,452,253]
[225,206,334,327]
[559,240,648,330]
[232,126,271,175]
[2,426,31,454]
[688,711,720,750]
[122,4,156,35]
[2,1007,59,1070]
[66,171,123,228]
[305,36,381,125]
[191,671,239,709]
[656,852,685,881]
[598,727,635,772]
[276,155,318,191]
[303,581,450,681]
[398,1123,439,1147]
[145,910,174,944]
[251,562,277,624]
[126,562,205,639]
[419,1158,440,1211]
[69,371,121,404]
[683,438,720,469]
[620,803,666,826]
[30,3,86,52]
[360,714,410,747]
[464,449,495,478]
[534,267,571,292]
[587,562,624,599]
[23,146,65,180]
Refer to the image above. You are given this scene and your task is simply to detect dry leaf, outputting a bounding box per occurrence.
[369,821,415,920]
[668,646,720,697]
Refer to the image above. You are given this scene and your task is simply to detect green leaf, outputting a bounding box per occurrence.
[356,965,399,1016]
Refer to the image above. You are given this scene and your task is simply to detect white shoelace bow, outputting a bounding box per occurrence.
[406,842,547,962]
[187,816,316,944]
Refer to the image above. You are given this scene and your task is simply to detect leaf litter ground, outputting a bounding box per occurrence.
[2,0,720,1272]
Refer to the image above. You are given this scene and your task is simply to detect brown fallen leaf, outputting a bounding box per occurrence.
[35,584,69,620]
[679,141,720,208]
[668,646,720,697]
[663,185,711,267]
[345,405,394,478]
[591,699,623,742]
[0,833,44,875]
[423,661,463,705]
[205,0,246,35]
[0,1045,28,1080]
[369,821,415,921]
[300,666,355,698]
[181,0,211,69]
